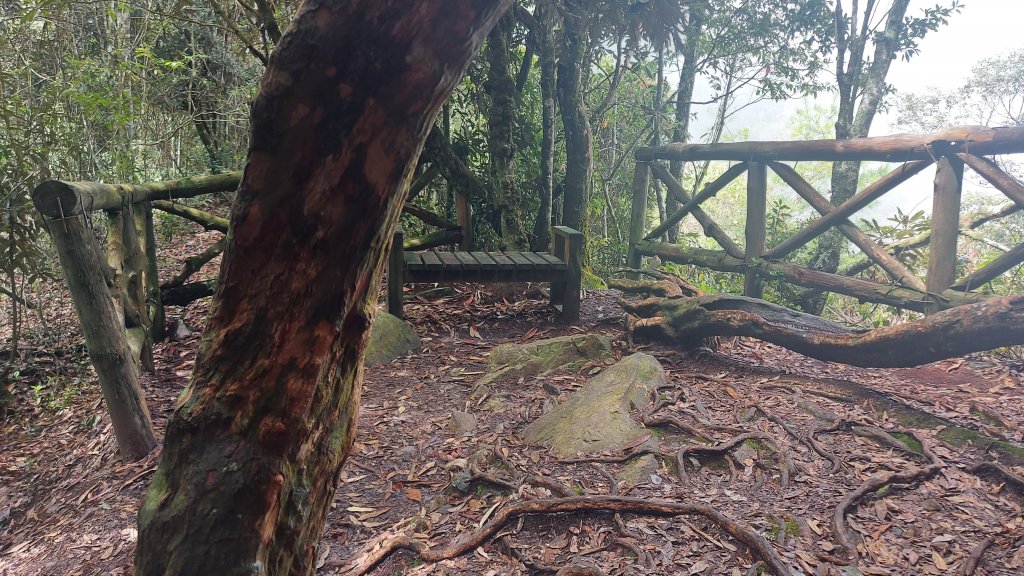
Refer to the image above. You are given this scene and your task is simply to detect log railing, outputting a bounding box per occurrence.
[31,168,469,459]
[628,125,1024,314]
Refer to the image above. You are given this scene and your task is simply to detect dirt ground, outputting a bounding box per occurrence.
[1,260,1023,575]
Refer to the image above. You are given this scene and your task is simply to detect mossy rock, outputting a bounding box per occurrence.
[365,312,422,366]
[524,352,663,457]
[473,333,613,395]
[615,454,661,490]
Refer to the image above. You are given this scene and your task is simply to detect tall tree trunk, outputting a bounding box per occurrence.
[652,42,667,240]
[668,5,704,244]
[802,0,911,313]
[531,0,557,251]
[485,13,524,250]
[557,0,592,232]
[135,2,509,575]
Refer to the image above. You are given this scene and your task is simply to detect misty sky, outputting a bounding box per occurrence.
[688,1,1024,218]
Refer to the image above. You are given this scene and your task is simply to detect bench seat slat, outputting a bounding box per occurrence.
[437,251,462,270]
[404,252,424,269]
[506,252,535,272]
[523,252,551,268]
[420,251,442,268]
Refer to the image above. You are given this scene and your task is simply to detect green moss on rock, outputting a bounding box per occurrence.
[365,312,421,366]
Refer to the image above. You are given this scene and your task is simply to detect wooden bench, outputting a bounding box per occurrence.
[387,226,583,323]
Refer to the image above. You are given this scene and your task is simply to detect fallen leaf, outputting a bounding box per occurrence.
[932,551,947,570]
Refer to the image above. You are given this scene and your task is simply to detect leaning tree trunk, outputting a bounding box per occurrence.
[801,0,912,314]
[667,4,703,244]
[135,2,510,575]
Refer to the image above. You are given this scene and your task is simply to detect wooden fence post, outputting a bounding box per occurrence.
[106,209,154,372]
[42,213,156,460]
[744,162,767,298]
[627,162,651,274]
[140,201,165,341]
[456,192,472,250]
[926,155,964,312]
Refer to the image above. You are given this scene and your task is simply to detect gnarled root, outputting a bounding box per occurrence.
[832,431,945,558]
[339,495,793,576]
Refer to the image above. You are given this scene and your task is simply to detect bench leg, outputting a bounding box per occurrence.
[557,228,583,324]
[550,233,566,308]
[387,227,404,318]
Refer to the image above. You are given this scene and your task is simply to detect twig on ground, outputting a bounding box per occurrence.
[832,431,944,557]
[338,495,793,576]
[961,536,996,576]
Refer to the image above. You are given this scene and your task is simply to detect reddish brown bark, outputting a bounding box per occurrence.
[135,2,510,575]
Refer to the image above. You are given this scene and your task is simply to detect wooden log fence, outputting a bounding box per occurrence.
[628,125,1024,313]
[31,161,479,460]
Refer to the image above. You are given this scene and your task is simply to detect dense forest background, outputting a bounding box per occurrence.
[3,0,1024,394]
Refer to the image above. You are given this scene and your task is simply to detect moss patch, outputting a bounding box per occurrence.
[889,431,923,454]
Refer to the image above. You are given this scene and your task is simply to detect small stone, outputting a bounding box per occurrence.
[615,454,661,490]
[448,410,477,436]
[169,319,193,341]
[395,445,418,460]
[732,442,758,467]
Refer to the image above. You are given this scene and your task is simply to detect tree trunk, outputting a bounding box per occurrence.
[667,5,704,244]
[617,290,1024,368]
[135,2,509,575]
[802,0,912,314]
[485,13,524,250]
[530,0,557,251]
[557,0,593,231]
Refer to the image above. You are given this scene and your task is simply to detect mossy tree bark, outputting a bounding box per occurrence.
[134,2,510,575]
[557,0,593,231]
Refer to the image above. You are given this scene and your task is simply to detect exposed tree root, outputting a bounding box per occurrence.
[751,403,834,472]
[641,413,713,443]
[807,422,844,472]
[677,432,795,487]
[849,424,926,461]
[832,431,945,557]
[557,449,663,465]
[608,269,702,298]
[338,495,793,576]
[962,536,996,576]
[969,461,1024,494]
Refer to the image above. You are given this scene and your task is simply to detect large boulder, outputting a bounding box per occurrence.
[365,312,421,366]
[524,352,664,457]
[473,333,613,395]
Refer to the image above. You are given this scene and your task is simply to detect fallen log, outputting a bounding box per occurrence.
[161,280,216,306]
[615,288,1024,368]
